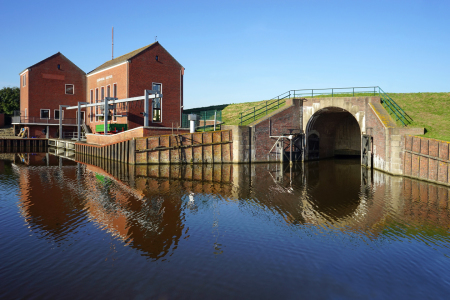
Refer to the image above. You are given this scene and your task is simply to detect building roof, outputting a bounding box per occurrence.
[87,42,155,75]
[20,52,85,75]
[87,41,183,75]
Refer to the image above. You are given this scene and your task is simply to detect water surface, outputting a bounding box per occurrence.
[1,153,450,299]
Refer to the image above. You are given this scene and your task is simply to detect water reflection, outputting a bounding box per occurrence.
[10,152,450,260]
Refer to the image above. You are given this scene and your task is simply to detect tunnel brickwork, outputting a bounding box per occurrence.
[303,97,369,160]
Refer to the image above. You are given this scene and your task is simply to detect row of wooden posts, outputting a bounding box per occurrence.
[74,139,135,164]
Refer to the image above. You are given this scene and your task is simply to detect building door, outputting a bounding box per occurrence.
[77,111,86,124]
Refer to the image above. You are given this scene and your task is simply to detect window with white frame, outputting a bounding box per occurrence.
[90,90,93,122]
[107,85,111,98]
[54,110,60,120]
[25,108,27,118]
[65,84,74,95]
[40,109,50,119]
[95,88,99,122]
[152,83,162,122]
[22,74,26,87]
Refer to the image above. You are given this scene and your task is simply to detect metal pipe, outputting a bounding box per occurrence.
[290,137,292,165]
[144,90,149,127]
[65,93,161,110]
[77,102,81,141]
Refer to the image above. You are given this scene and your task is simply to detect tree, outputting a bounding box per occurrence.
[0,87,20,115]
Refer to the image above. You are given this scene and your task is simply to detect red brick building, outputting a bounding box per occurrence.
[86,42,184,133]
[14,42,184,138]
[15,53,86,138]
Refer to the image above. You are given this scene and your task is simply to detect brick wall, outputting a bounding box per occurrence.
[86,62,128,133]
[251,98,302,162]
[224,98,303,163]
[23,53,86,121]
[403,136,450,185]
[128,43,183,130]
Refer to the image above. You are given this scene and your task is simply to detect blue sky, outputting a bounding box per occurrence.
[1,0,448,108]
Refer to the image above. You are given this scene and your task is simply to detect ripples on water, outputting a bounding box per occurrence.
[1,153,450,299]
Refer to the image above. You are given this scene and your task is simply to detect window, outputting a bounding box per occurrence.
[113,84,118,122]
[40,109,50,119]
[90,90,93,122]
[152,98,161,122]
[22,74,26,87]
[101,87,104,100]
[152,83,162,122]
[54,110,60,120]
[25,108,27,118]
[107,85,111,98]
[95,88,99,122]
[65,84,74,95]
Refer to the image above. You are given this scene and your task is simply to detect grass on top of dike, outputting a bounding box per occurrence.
[219,92,450,142]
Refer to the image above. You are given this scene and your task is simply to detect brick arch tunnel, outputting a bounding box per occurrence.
[305,107,361,160]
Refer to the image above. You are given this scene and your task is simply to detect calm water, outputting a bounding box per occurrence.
[1,153,450,299]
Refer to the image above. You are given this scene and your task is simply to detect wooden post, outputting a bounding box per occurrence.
[129,138,136,164]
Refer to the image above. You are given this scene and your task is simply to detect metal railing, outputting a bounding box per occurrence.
[63,132,86,140]
[378,87,413,126]
[239,90,292,125]
[238,86,412,126]
[12,116,78,125]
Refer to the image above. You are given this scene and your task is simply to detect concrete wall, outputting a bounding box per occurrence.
[303,96,370,134]
[86,126,190,146]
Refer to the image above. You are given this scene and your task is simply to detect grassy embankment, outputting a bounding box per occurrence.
[220,92,450,141]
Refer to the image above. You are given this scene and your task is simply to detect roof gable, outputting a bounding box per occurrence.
[87,41,183,75]
[20,52,85,75]
[87,42,157,75]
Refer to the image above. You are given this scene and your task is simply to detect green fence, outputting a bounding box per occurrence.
[182,109,223,131]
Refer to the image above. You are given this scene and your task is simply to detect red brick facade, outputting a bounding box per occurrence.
[18,42,184,138]
[85,42,184,133]
[20,53,86,122]
[127,44,183,130]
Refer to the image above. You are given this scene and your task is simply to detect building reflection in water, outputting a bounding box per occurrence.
[13,152,450,260]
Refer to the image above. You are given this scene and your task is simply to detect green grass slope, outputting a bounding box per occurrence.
[390,93,450,141]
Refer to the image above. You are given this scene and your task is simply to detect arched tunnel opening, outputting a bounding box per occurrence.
[306,107,361,160]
